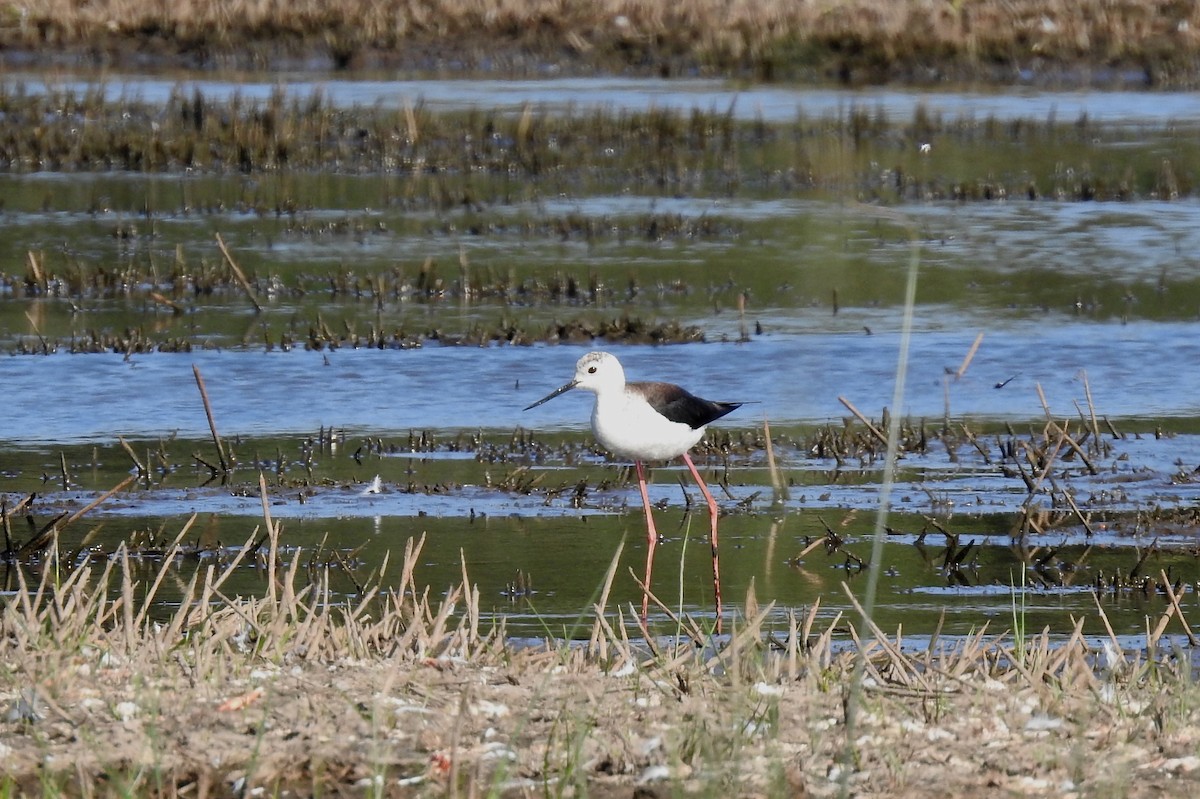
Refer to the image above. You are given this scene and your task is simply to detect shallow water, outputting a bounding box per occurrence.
[9,72,1200,125]
[2,324,1200,443]
[2,72,1200,642]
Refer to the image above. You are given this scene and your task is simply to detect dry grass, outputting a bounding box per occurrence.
[3,481,1200,795]
[6,1,1200,82]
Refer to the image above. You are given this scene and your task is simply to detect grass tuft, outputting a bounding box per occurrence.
[3,539,1200,794]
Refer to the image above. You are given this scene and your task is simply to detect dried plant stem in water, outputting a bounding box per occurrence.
[192,364,229,473]
[955,331,984,379]
[837,395,888,447]
[215,232,263,313]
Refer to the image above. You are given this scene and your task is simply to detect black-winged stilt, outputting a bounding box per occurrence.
[524,351,741,630]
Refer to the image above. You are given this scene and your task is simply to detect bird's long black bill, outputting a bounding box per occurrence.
[523,381,576,410]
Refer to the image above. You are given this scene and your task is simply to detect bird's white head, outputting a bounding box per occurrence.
[570,351,625,394]
[523,351,625,410]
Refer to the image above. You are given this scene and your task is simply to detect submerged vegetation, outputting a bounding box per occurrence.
[9,0,1200,85]
[0,85,1193,200]
[3,88,1200,354]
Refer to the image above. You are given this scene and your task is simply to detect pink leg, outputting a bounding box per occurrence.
[634,460,657,625]
[681,452,723,633]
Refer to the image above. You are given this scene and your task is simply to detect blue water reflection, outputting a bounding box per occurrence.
[7,72,1200,125]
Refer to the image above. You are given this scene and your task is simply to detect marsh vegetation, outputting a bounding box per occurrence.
[3,23,1200,795]
[10,0,1200,85]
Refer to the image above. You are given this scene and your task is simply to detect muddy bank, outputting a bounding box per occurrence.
[8,0,1200,86]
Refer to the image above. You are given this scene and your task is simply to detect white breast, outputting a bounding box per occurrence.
[590,389,706,461]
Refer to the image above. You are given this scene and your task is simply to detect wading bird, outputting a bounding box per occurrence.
[524,351,741,631]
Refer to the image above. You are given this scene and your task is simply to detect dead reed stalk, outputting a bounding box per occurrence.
[955,331,984,378]
[192,364,229,473]
[763,416,789,503]
[215,232,263,313]
[837,395,888,447]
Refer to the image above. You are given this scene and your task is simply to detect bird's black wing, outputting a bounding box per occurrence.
[631,381,742,430]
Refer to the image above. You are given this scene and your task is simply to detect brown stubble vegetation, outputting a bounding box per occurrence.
[6,1,1200,83]
[3,497,1200,796]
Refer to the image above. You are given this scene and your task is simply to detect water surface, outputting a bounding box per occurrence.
[2,73,1199,642]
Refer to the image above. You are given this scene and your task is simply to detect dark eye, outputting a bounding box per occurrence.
[588,366,597,374]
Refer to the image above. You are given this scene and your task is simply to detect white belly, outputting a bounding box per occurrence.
[591,393,706,461]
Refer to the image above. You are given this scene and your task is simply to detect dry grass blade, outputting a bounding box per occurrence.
[794,533,831,561]
[837,395,888,447]
[703,596,775,675]
[118,436,147,478]
[763,415,789,502]
[594,540,623,616]
[403,98,420,145]
[460,547,480,636]
[939,624,994,681]
[841,582,930,692]
[1032,381,1099,470]
[1046,418,1099,475]
[130,514,197,632]
[1081,369,1103,443]
[426,584,466,655]
[65,474,137,527]
[1091,590,1124,656]
[1158,569,1198,646]
[149,290,185,314]
[627,568,707,647]
[955,331,984,378]
[588,541,626,662]
[259,471,279,604]
[26,249,44,287]
[209,528,261,598]
[215,231,263,313]
[14,512,64,558]
[17,475,136,556]
[1061,488,1095,536]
